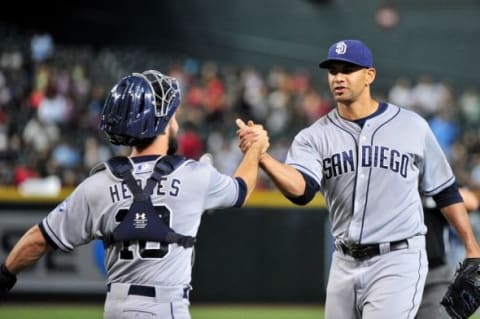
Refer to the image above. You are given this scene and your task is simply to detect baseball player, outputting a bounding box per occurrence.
[416,187,479,319]
[237,39,480,318]
[0,70,269,319]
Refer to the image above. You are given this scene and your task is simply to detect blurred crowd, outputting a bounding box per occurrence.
[1,33,480,192]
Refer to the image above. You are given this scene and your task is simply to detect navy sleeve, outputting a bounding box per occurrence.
[234,177,248,207]
[432,183,463,209]
[286,171,320,206]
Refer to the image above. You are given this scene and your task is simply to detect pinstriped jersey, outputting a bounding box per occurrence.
[40,155,243,287]
[286,102,455,245]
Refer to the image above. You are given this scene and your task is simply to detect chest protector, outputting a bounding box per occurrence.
[103,155,195,248]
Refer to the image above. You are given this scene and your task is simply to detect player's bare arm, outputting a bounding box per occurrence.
[441,203,480,258]
[259,152,306,198]
[236,119,306,198]
[5,225,51,274]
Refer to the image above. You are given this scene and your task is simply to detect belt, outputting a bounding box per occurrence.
[107,284,190,299]
[339,239,409,260]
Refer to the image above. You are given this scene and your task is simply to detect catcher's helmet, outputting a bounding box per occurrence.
[100,70,181,145]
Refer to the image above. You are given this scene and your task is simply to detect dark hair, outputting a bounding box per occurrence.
[132,137,157,153]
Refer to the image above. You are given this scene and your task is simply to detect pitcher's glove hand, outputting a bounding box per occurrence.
[0,263,16,299]
[441,258,480,319]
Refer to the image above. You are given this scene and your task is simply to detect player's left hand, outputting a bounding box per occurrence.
[0,263,17,299]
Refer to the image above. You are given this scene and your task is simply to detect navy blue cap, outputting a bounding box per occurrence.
[319,40,373,68]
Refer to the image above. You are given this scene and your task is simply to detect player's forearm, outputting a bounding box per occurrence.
[259,153,306,197]
[234,145,262,204]
[441,203,480,258]
[5,225,50,274]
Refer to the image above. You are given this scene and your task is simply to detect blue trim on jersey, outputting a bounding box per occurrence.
[353,102,388,128]
[38,222,59,250]
[408,250,425,318]
[234,177,247,207]
[327,113,360,240]
[359,106,401,243]
[286,171,320,205]
[423,176,455,196]
[42,219,72,252]
[170,302,175,319]
[327,112,359,137]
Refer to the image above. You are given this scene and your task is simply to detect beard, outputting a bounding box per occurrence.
[167,136,178,155]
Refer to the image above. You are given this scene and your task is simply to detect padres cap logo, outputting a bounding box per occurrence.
[335,41,347,54]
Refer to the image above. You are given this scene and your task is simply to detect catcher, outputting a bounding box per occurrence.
[0,70,269,319]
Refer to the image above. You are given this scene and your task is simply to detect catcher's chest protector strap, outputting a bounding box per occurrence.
[105,155,195,248]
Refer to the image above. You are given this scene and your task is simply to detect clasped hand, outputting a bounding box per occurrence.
[235,119,269,154]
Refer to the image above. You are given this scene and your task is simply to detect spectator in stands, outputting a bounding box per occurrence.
[178,121,204,160]
[410,74,441,120]
[388,77,413,109]
[428,105,459,161]
[22,113,59,155]
[37,81,72,126]
[0,39,478,194]
[459,86,480,128]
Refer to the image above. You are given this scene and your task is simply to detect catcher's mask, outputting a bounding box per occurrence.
[100,70,181,146]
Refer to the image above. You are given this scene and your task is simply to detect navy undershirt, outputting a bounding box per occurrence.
[353,102,388,128]
[432,183,462,208]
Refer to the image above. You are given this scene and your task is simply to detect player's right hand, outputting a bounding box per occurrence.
[0,263,17,299]
[236,119,269,154]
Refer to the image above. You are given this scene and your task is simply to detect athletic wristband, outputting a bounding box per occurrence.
[0,262,17,291]
[0,263,15,278]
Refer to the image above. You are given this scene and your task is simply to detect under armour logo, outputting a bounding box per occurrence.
[136,213,146,220]
[134,212,148,229]
[335,41,347,54]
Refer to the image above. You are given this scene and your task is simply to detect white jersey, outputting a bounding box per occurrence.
[40,155,243,287]
[286,102,454,244]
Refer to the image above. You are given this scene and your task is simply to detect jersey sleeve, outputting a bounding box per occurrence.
[39,182,93,252]
[202,164,244,210]
[285,129,323,186]
[420,125,455,196]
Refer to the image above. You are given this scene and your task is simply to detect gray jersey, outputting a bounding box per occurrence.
[40,156,242,287]
[286,103,454,244]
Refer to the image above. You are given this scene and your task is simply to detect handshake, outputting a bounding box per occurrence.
[235,118,270,156]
